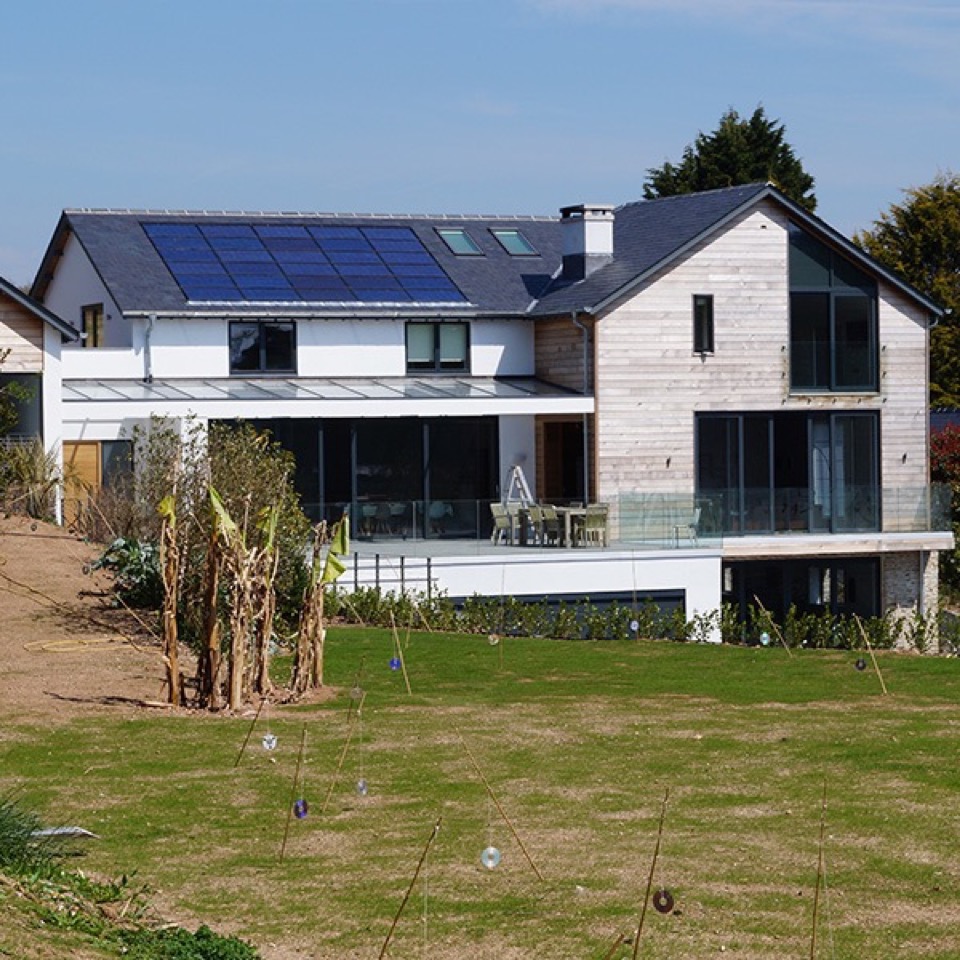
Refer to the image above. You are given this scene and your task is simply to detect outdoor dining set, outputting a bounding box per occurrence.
[489,501,609,548]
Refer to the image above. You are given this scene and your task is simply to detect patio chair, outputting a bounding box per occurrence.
[489,503,512,544]
[578,503,609,547]
[674,506,701,546]
[527,504,544,545]
[540,504,562,546]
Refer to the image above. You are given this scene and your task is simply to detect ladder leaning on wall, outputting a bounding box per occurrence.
[504,464,534,508]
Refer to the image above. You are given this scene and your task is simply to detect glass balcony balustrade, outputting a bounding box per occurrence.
[302,485,950,547]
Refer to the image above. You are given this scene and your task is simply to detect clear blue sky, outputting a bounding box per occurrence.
[1,0,958,286]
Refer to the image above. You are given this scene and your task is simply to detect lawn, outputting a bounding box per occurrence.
[2,628,959,959]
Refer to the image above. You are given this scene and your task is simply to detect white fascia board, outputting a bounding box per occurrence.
[63,393,594,425]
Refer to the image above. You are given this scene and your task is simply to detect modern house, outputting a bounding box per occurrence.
[28,183,952,631]
[0,274,78,457]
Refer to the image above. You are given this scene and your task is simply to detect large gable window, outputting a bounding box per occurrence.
[229,321,295,374]
[789,226,877,392]
[406,322,469,373]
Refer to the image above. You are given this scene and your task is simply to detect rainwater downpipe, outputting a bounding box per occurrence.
[571,310,590,503]
[144,313,156,383]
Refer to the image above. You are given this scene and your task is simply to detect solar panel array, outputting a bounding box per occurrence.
[142,222,466,303]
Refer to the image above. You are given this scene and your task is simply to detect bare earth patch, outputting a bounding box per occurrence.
[0,516,167,721]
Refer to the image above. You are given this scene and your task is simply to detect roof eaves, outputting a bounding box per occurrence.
[770,191,946,318]
[0,274,79,340]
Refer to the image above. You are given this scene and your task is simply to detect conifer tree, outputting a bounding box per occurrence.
[644,106,816,211]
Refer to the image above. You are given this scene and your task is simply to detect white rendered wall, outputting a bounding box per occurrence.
[498,415,536,498]
[471,318,534,376]
[296,318,404,376]
[43,233,129,348]
[360,548,723,642]
[60,315,536,381]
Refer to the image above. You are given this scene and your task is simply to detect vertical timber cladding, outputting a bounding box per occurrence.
[592,204,791,507]
[0,297,44,371]
[534,315,596,502]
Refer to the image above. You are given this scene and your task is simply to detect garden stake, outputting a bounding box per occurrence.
[233,696,266,768]
[752,594,794,658]
[632,786,670,960]
[389,612,413,695]
[378,816,442,959]
[854,614,889,696]
[320,692,366,815]
[456,728,544,882]
[809,779,828,960]
[279,722,308,862]
[601,927,630,960]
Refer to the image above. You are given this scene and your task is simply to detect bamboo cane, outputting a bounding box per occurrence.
[456,728,544,882]
[279,722,308,862]
[601,927,630,960]
[752,594,794,658]
[233,696,266,768]
[378,817,442,960]
[632,786,670,960]
[390,612,413,696]
[320,692,366,815]
[854,614,889,696]
[810,780,828,960]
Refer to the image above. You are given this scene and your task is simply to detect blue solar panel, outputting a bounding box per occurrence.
[144,220,465,304]
[201,224,257,238]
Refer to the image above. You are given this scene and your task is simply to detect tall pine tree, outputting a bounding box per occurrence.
[854,173,960,408]
[644,106,816,211]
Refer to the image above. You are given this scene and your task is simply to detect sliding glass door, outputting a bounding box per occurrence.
[697,411,879,535]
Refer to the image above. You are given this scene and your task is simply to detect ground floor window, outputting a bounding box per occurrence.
[237,416,499,538]
[697,410,879,535]
[0,373,41,438]
[724,557,880,623]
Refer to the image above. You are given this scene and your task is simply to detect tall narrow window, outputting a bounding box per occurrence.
[81,303,104,349]
[229,321,296,374]
[406,322,469,373]
[693,294,714,354]
[789,226,877,392]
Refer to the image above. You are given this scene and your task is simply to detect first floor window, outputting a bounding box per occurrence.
[81,303,104,348]
[693,294,714,354]
[406,322,469,373]
[229,321,296,374]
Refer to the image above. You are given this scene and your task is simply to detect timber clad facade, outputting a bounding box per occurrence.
[0,298,45,370]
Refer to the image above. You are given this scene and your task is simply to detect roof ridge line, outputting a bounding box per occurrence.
[64,207,558,222]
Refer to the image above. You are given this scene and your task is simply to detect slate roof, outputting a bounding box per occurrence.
[0,274,78,340]
[32,210,563,318]
[31,184,942,321]
[528,183,770,316]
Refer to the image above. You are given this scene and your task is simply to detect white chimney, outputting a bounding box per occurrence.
[560,203,614,281]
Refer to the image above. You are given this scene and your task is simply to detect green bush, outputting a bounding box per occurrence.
[93,537,164,609]
[120,924,260,960]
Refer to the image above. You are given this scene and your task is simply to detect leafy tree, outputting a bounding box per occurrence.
[854,173,960,408]
[930,423,960,592]
[0,348,35,438]
[644,106,817,211]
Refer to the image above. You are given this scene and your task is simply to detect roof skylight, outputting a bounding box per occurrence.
[436,228,483,256]
[491,229,538,256]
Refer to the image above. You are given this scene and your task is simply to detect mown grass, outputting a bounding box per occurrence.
[2,627,959,959]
